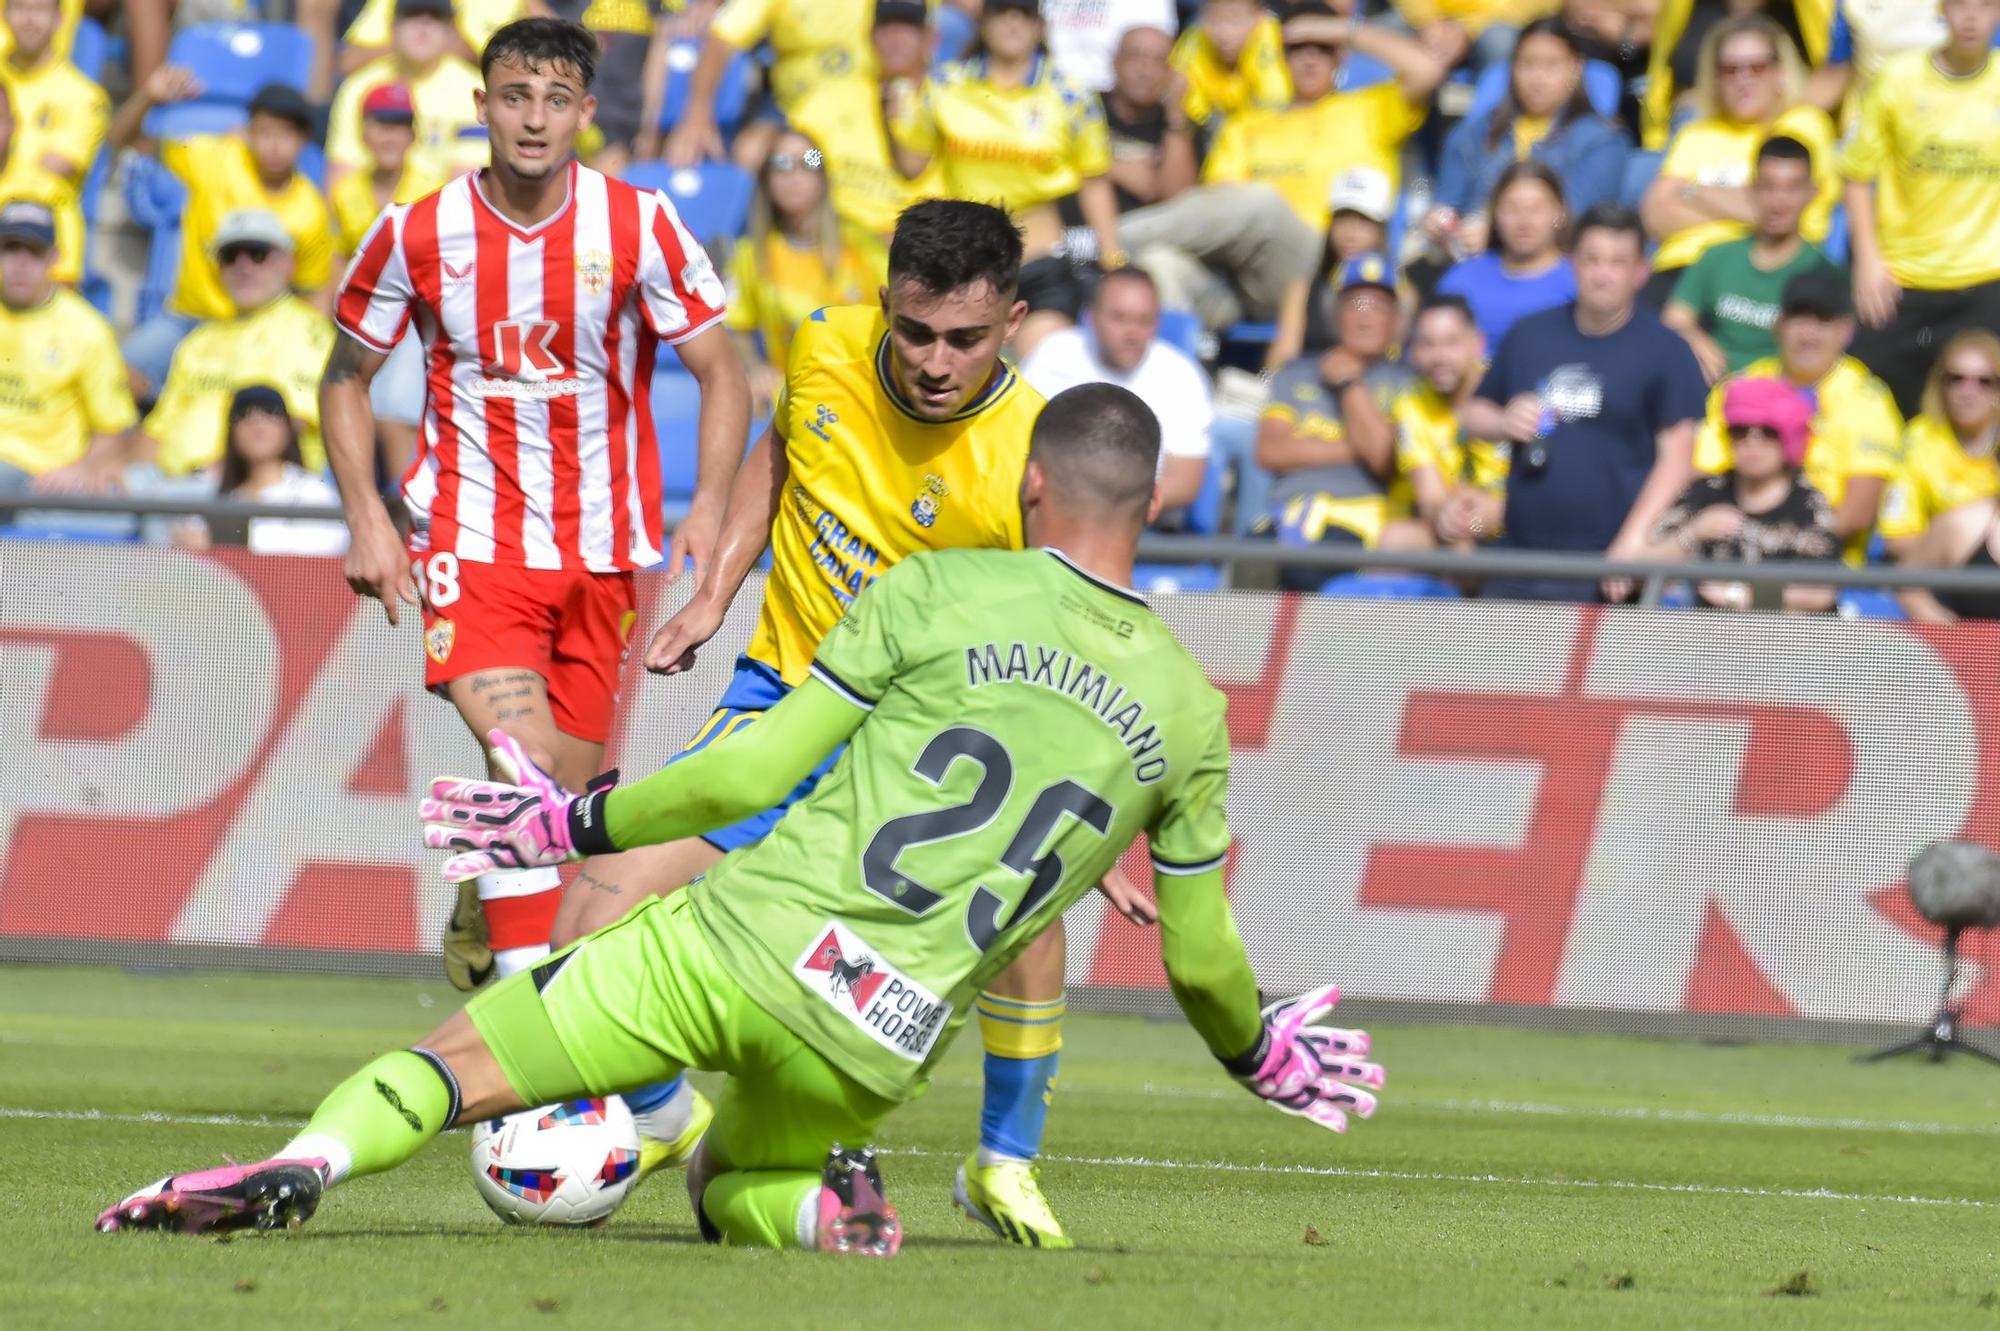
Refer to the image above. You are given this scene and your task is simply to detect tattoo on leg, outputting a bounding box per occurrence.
[577,869,623,898]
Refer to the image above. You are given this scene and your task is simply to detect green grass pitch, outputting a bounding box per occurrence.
[5,964,2000,1329]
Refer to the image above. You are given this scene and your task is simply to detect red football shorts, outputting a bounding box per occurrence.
[412,550,638,744]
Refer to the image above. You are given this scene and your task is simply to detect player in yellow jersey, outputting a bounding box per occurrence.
[548,199,1084,1249]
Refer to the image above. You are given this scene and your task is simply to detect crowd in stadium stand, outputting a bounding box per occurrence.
[1,0,1998,615]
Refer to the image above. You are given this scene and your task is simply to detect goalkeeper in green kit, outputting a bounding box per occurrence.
[96,384,1386,1255]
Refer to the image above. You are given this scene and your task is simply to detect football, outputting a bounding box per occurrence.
[469,1097,643,1226]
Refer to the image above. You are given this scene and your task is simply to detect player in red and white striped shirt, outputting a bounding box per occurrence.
[320,18,749,1021]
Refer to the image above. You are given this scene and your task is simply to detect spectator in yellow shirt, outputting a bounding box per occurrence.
[1393,293,1510,550]
[1639,15,1836,307]
[0,200,136,497]
[724,131,877,415]
[132,211,336,478]
[1883,331,2000,548]
[111,76,335,399]
[340,0,524,77]
[1888,331,2000,621]
[665,0,877,170]
[1693,270,1902,562]
[1170,0,1290,130]
[1380,0,1556,76]
[0,0,106,285]
[328,0,488,189]
[1842,0,2000,418]
[331,83,443,257]
[1201,2,1444,230]
[788,0,941,256]
[1641,0,1832,149]
[894,0,1120,354]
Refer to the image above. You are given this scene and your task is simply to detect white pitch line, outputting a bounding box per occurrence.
[930,1078,2000,1139]
[6,1106,1989,1211]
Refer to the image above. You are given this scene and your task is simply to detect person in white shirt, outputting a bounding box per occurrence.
[1023,266,1214,509]
[1041,0,1178,92]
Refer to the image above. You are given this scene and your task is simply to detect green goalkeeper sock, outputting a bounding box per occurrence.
[279,1049,460,1186]
[700,1170,821,1249]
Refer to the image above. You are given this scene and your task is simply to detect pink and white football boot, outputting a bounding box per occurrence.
[815,1145,901,1257]
[96,1158,327,1235]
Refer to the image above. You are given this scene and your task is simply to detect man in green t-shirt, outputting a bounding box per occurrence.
[96,384,1386,1256]
[1664,136,1839,380]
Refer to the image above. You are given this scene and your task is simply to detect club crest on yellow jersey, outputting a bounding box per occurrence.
[911,473,948,528]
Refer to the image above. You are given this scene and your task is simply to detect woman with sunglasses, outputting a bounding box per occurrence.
[1639,15,1836,308]
[892,0,1121,357]
[1425,18,1629,261]
[1887,332,2000,622]
[1641,375,1838,610]
[723,130,876,416]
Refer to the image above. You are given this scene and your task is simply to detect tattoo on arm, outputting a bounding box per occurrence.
[322,334,371,389]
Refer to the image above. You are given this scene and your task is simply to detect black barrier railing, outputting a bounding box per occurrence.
[9,493,2000,608]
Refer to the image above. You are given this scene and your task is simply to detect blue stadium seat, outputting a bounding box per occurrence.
[932,5,976,70]
[1839,588,1907,620]
[70,16,108,80]
[1132,562,1223,593]
[169,22,313,101]
[652,364,701,522]
[1320,571,1461,599]
[1466,59,1622,124]
[658,38,752,133]
[1338,52,1392,91]
[1154,308,1203,360]
[297,141,327,192]
[622,161,754,252]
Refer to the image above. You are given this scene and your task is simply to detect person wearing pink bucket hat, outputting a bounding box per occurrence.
[1640,375,1841,610]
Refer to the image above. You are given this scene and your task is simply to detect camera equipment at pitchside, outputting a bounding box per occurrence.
[1859,840,2000,1067]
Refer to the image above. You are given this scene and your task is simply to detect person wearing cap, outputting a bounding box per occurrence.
[890,0,1122,356]
[1643,376,1839,611]
[1286,166,1396,358]
[1693,268,1903,564]
[131,210,335,479]
[327,0,486,188]
[166,384,350,557]
[1021,266,1214,509]
[1842,0,2000,419]
[1199,1,1445,234]
[1255,252,1417,582]
[1171,0,1292,131]
[664,0,883,171]
[1664,135,1834,382]
[0,0,108,286]
[0,198,137,498]
[331,82,443,256]
[110,72,336,398]
[1425,17,1629,261]
[787,0,944,258]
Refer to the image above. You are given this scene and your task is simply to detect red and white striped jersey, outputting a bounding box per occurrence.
[335,161,727,572]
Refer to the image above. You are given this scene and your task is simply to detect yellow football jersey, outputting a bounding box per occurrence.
[1171,16,1290,128]
[896,59,1112,216]
[1651,106,1838,273]
[711,0,879,115]
[749,304,1043,684]
[1393,383,1509,495]
[161,135,336,320]
[1879,414,2000,541]
[1693,355,1903,561]
[1839,49,2000,290]
[0,288,137,475]
[1202,84,1425,232]
[143,294,336,475]
[0,57,108,285]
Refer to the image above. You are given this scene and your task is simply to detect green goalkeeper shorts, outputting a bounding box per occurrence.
[465,892,897,1173]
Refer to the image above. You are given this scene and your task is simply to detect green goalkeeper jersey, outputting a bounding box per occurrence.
[685,547,1233,1101]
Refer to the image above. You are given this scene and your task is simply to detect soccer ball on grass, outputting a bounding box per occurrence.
[469,1097,642,1226]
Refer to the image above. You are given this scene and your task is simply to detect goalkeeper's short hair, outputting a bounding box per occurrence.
[1029,383,1161,521]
